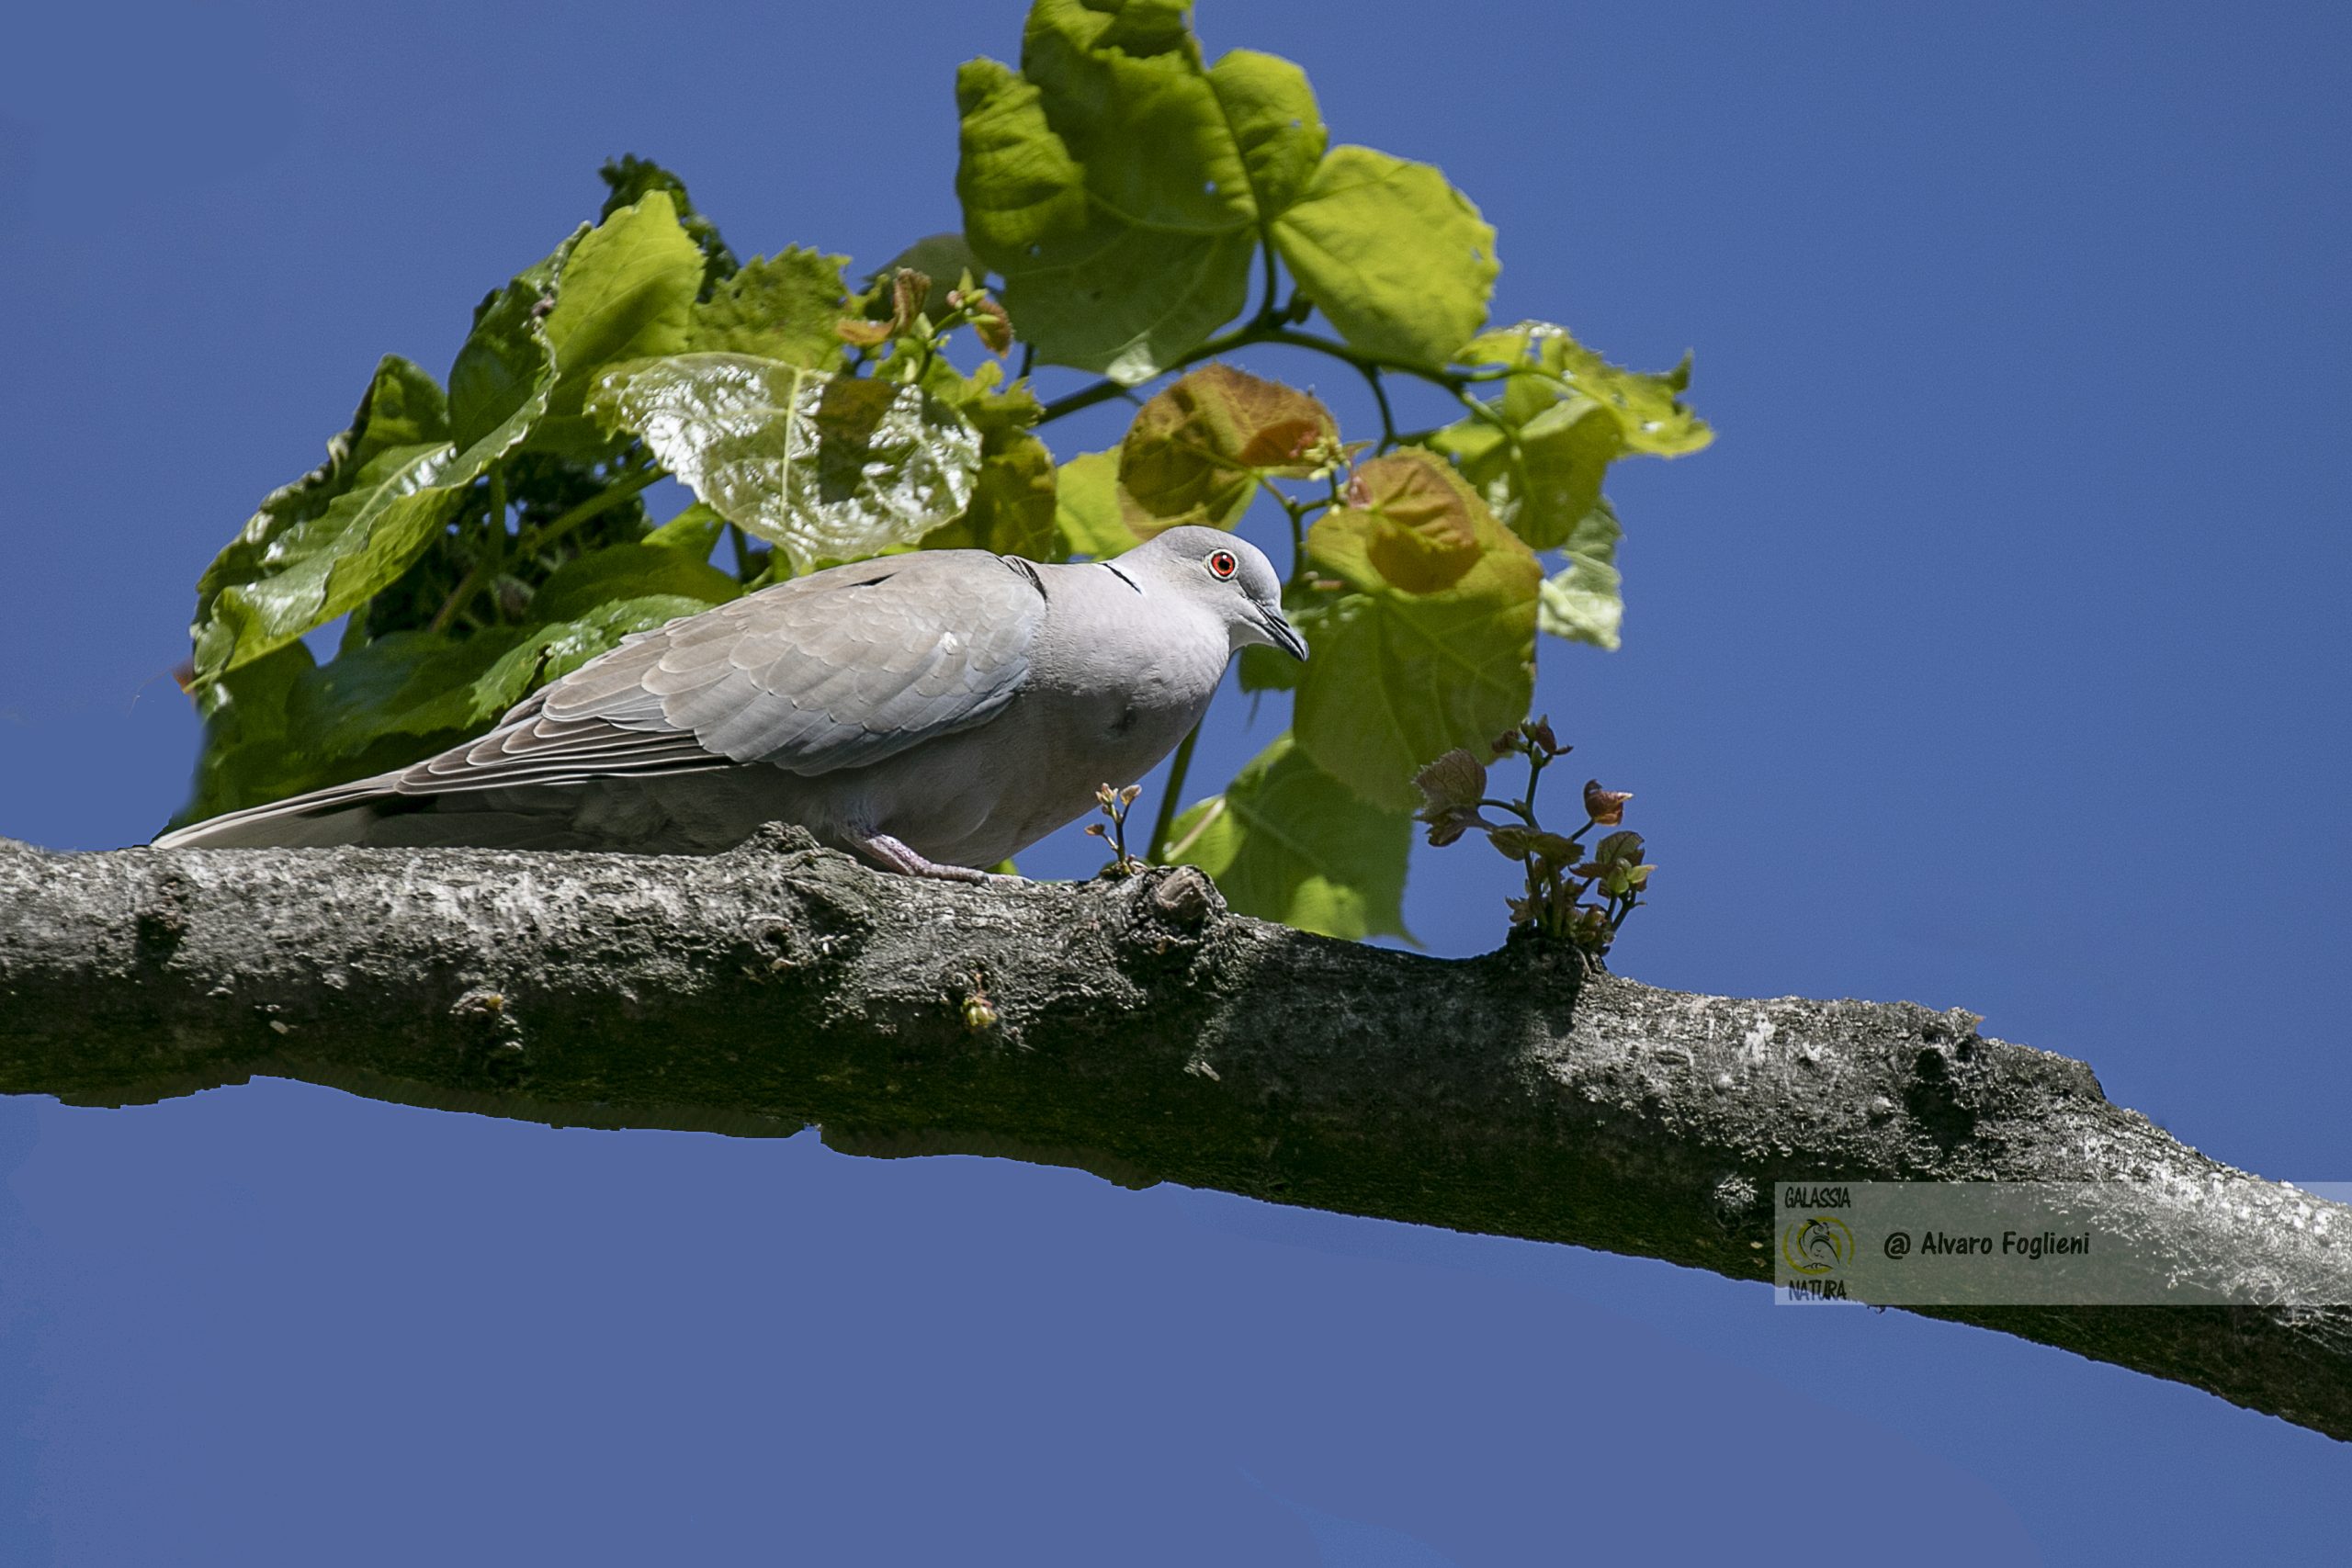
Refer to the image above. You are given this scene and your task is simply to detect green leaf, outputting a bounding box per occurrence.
[1293,450,1541,810]
[1117,364,1338,534]
[1236,644,1298,693]
[1429,396,1621,552]
[448,231,574,457]
[529,541,743,621]
[1052,449,1140,558]
[1535,498,1624,650]
[532,188,706,457]
[190,382,478,684]
[172,640,318,826]
[689,247,851,367]
[1162,732,1410,941]
[342,355,450,451]
[644,500,729,556]
[591,352,982,572]
[288,626,534,758]
[1271,145,1497,368]
[599,154,739,293]
[1432,323,1704,567]
[915,368,1058,558]
[922,360,1041,446]
[285,594,710,776]
[190,355,451,669]
[923,431,1061,559]
[1456,321,1711,457]
[956,2,1326,379]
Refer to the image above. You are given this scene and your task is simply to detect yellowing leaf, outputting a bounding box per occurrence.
[1117,364,1338,534]
[1311,449,1488,592]
[1294,449,1541,809]
[1163,732,1410,941]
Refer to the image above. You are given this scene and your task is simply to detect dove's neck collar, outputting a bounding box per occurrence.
[1097,560,1144,594]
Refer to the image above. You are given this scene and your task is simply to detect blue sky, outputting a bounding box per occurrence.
[4,1,2348,1561]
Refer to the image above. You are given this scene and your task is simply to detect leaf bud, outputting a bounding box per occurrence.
[972,298,1014,355]
[1583,780,1633,826]
[888,267,932,334]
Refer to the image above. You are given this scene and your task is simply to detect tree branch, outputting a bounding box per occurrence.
[2,832,2346,1439]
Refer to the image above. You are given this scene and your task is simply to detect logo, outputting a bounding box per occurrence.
[1781,1214,1855,1276]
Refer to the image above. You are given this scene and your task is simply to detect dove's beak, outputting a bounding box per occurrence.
[1262,607,1309,662]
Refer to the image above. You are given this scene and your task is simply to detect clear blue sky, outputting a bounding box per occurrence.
[4,1,2348,1561]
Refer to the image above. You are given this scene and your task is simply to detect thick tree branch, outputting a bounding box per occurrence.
[3,831,2346,1439]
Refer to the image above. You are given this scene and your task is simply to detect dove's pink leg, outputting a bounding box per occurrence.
[849,831,992,884]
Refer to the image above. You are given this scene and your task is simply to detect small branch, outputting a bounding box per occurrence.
[1251,244,1283,329]
[431,465,664,632]
[1036,322,1480,430]
[429,469,508,635]
[1360,365,1400,451]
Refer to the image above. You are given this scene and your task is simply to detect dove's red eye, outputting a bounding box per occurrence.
[1206,549,1238,581]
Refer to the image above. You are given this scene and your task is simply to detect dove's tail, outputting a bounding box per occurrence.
[153,773,727,852]
[153,775,595,852]
[153,775,421,849]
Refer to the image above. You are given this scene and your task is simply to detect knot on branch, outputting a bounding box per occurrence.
[133,869,193,964]
[1143,864,1221,931]
[734,821,828,865]
[1108,863,1225,964]
[1905,1017,1986,1150]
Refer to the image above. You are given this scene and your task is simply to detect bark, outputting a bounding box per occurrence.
[3,829,2346,1439]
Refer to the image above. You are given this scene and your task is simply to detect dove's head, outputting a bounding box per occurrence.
[1125,525,1307,661]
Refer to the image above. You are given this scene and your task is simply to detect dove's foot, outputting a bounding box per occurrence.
[853,831,996,884]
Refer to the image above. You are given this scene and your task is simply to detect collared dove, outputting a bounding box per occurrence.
[155,525,1306,878]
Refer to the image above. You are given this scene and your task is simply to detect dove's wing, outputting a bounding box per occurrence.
[390,550,1047,796]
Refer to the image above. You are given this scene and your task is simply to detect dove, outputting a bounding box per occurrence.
[154,525,1306,879]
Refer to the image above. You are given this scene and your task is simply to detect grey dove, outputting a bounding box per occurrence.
[154,525,1306,878]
